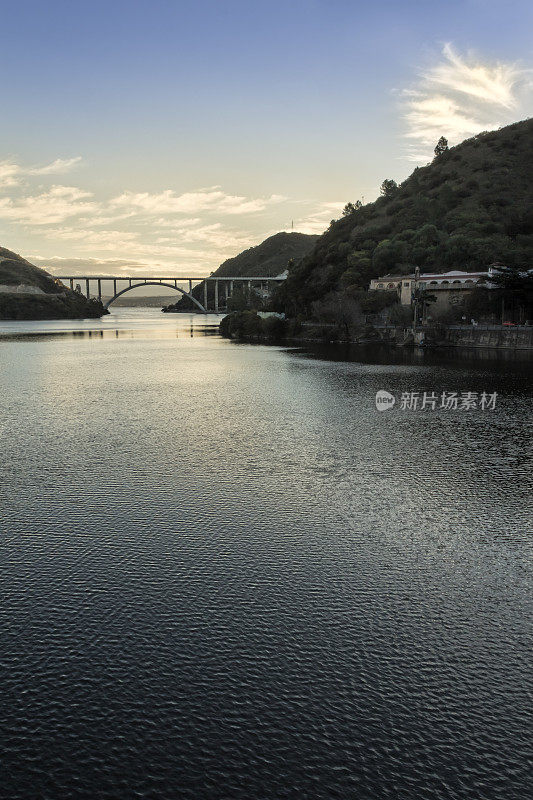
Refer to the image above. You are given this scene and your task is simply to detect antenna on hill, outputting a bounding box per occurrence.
[291,219,294,230]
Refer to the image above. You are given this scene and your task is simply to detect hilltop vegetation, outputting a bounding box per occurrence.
[166,231,318,311]
[274,118,533,316]
[0,247,107,319]
[213,231,318,278]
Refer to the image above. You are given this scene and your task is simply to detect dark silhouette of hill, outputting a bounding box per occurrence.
[0,247,106,319]
[167,231,318,310]
[214,231,319,277]
[274,118,533,316]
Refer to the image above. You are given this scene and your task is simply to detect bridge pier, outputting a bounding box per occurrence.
[53,274,286,314]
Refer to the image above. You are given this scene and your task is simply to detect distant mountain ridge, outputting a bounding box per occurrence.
[213,231,319,277]
[0,247,106,319]
[274,118,533,315]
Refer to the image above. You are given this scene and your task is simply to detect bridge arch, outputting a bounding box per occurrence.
[104,281,207,313]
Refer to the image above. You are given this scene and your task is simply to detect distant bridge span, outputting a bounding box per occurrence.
[52,274,287,313]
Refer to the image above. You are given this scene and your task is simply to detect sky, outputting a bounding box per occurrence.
[0,0,532,278]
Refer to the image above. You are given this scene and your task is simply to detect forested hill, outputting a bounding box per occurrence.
[0,246,106,319]
[168,231,318,310]
[274,118,533,315]
[213,231,318,278]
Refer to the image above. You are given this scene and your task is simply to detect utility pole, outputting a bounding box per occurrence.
[412,266,420,334]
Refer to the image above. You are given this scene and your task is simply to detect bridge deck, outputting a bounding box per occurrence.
[52,276,286,281]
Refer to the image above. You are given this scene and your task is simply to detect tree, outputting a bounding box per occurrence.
[341,250,373,288]
[434,136,449,158]
[342,200,363,216]
[489,265,533,322]
[311,291,364,341]
[226,285,263,312]
[372,239,407,273]
[380,179,398,198]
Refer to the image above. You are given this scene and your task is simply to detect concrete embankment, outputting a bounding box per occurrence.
[441,325,533,350]
[374,324,533,350]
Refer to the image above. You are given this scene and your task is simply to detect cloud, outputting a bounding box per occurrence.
[28,156,83,175]
[0,162,21,188]
[403,44,533,160]
[109,187,286,216]
[430,43,522,109]
[0,156,82,188]
[0,185,98,224]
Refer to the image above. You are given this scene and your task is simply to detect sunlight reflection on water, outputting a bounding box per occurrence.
[1,308,532,800]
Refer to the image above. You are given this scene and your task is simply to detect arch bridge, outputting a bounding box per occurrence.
[52,274,287,313]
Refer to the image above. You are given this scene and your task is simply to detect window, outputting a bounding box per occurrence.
[377,283,384,288]
[404,282,410,287]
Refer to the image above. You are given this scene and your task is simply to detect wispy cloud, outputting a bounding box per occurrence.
[110,187,286,216]
[403,44,533,160]
[0,185,98,225]
[29,156,83,175]
[0,156,82,188]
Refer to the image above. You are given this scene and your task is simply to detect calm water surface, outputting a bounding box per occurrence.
[1,308,532,800]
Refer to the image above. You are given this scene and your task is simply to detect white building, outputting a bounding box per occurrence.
[369,269,493,306]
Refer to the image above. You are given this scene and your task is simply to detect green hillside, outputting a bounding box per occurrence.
[0,247,107,319]
[274,118,533,316]
[167,231,318,310]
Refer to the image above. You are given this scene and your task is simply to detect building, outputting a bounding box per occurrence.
[369,269,493,313]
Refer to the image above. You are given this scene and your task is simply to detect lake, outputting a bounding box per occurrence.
[1,308,531,800]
